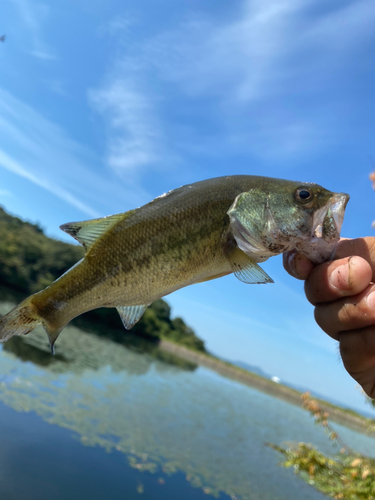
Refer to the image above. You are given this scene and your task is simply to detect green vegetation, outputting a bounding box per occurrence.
[0,206,205,351]
[0,207,84,293]
[269,393,375,499]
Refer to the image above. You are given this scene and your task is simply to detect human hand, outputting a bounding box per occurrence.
[283,238,375,398]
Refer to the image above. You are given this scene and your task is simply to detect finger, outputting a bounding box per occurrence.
[283,237,375,281]
[314,283,375,340]
[283,251,314,280]
[304,256,372,305]
[335,237,375,280]
[339,327,375,398]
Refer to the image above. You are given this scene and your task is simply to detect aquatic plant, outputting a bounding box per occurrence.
[269,392,375,499]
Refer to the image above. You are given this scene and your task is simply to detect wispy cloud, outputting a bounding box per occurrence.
[145,0,375,101]
[0,189,12,197]
[89,79,164,176]
[0,86,151,218]
[12,0,56,60]
[306,0,375,53]
[94,0,375,166]
[98,14,137,38]
[4,0,371,221]
[29,50,56,61]
[0,149,97,217]
[44,79,67,96]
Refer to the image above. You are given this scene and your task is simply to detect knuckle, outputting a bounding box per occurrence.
[365,236,375,255]
[337,300,374,332]
[338,301,356,324]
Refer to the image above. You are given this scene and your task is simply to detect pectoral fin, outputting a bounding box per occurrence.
[117,304,150,330]
[226,246,273,284]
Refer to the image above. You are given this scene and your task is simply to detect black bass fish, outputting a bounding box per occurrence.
[0,175,349,351]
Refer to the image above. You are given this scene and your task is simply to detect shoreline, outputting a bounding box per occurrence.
[159,339,373,435]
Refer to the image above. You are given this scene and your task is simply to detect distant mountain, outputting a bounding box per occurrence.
[229,358,375,418]
[230,360,271,379]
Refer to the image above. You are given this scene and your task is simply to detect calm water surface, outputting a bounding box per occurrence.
[0,299,374,500]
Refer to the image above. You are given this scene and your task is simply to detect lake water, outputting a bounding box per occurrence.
[0,298,375,500]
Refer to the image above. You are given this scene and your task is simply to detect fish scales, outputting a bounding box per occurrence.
[35,177,255,319]
[0,175,349,351]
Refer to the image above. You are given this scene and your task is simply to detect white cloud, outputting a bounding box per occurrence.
[0,86,151,217]
[142,0,298,102]
[144,0,375,101]
[89,80,162,175]
[96,0,375,162]
[0,149,98,217]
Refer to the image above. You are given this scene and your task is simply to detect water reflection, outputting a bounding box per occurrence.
[0,286,197,374]
[3,325,196,375]
[1,325,238,497]
[4,336,68,367]
[1,297,374,500]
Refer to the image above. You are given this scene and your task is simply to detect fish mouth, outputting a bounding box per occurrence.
[304,192,350,263]
[312,192,350,241]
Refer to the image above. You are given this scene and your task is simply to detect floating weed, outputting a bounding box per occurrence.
[268,392,375,499]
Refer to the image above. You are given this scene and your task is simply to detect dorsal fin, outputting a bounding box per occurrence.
[60,212,130,252]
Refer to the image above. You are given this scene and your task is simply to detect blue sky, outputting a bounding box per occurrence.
[1,0,375,414]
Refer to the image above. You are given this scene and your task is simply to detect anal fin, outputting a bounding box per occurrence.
[117,304,150,330]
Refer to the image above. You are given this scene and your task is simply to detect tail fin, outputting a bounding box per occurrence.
[0,297,42,343]
[0,296,66,354]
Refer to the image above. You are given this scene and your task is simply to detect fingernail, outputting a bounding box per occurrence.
[287,252,298,278]
[367,290,375,310]
[330,263,351,290]
[294,253,311,278]
[284,252,313,280]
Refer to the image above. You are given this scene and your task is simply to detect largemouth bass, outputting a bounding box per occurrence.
[0,175,349,352]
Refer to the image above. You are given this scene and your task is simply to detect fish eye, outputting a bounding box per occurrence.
[295,187,313,204]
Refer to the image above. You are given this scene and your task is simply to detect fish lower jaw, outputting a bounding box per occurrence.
[295,237,339,265]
